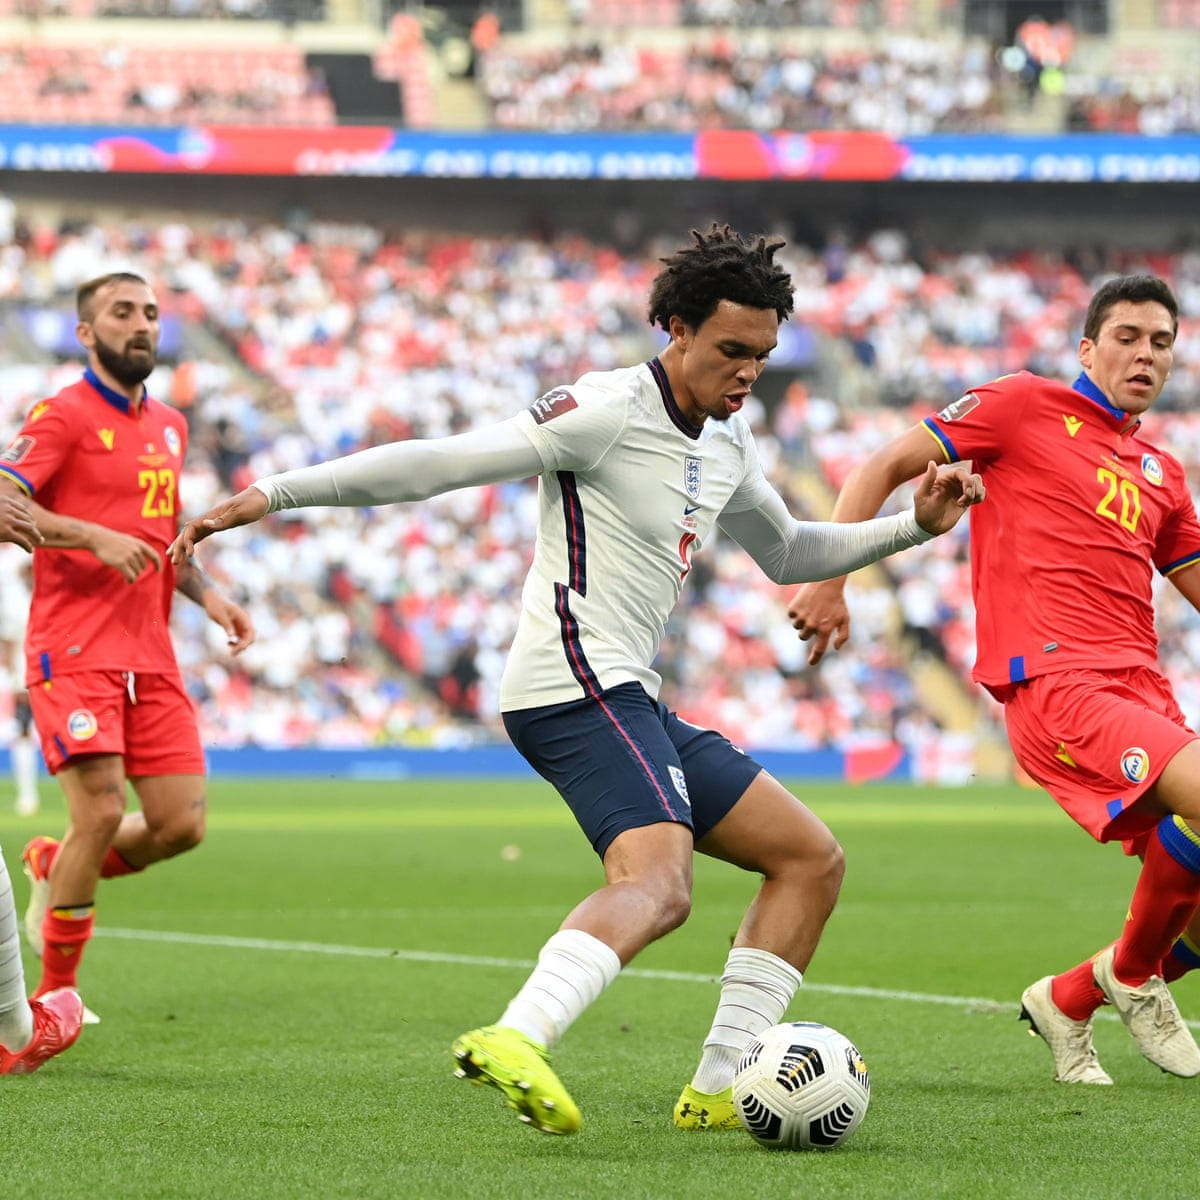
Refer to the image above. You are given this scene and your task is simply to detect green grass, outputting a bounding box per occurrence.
[2,778,1199,1199]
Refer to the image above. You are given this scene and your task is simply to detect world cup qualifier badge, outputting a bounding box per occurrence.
[1141,453,1163,487]
[1120,747,1150,784]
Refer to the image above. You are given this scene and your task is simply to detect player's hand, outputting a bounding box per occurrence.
[912,461,985,535]
[787,579,851,666]
[202,592,256,656]
[169,486,270,564]
[0,492,42,553]
[91,527,162,582]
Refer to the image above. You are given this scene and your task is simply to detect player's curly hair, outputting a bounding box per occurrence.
[647,223,794,333]
[1083,275,1178,342]
[76,271,150,322]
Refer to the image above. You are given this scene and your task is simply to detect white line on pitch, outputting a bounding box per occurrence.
[93,925,1050,1017]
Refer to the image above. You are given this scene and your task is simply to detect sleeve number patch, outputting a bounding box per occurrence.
[1096,467,1141,533]
[139,468,177,518]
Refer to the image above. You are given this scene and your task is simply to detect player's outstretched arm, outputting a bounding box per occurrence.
[787,425,968,665]
[169,486,269,563]
[911,461,985,534]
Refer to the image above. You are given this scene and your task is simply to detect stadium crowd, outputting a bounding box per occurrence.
[479,33,1005,135]
[0,206,1197,776]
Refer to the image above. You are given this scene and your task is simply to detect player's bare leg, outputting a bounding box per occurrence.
[115,774,207,867]
[454,821,694,1134]
[25,754,125,1006]
[674,771,845,1129]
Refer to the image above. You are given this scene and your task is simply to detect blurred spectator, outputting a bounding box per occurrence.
[0,200,1195,776]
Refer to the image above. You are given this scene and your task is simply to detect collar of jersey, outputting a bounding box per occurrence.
[647,357,702,440]
[83,366,147,414]
[1071,370,1138,433]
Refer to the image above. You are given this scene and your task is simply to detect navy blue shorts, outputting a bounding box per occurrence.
[503,681,764,859]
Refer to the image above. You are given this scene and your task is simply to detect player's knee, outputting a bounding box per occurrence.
[653,878,693,935]
[780,830,845,908]
[151,803,206,857]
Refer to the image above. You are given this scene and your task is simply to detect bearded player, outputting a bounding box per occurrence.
[0,272,254,1020]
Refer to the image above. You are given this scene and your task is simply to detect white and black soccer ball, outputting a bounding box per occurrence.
[732,1021,870,1150]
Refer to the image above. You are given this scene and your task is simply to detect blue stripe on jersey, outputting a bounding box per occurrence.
[0,464,34,496]
[557,470,587,596]
[53,734,67,761]
[1008,655,1026,682]
[1106,798,1125,820]
[1162,550,1200,577]
[554,582,602,697]
[647,357,701,439]
[921,417,957,463]
[39,652,50,682]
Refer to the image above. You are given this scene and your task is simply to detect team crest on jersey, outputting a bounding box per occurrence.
[936,393,980,422]
[0,435,34,464]
[67,709,98,741]
[28,401,49,423]
[668,765,691,808]
[164,426,182,457]
[529,388,577,425]
[1120,747,1150,784]
[98,428,115,450]
[684,455,702,501]
[1141,454,1163,487]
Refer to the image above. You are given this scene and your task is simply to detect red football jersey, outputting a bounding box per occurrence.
[923,370,1200,692]
[0,369,188,682]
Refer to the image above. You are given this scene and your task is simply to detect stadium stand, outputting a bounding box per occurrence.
[0,1,1195,781]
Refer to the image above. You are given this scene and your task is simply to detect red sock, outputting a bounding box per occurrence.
[1051,956,1107,1020]
[1113,816,1200,986]
[101,847,141,878]
[35,906,94,996]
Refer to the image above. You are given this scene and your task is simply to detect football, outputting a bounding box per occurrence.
[732,1021,870,1150]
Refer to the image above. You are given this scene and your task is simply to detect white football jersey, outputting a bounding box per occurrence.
[500,360,774,711]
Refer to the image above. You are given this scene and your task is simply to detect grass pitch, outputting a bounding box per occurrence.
[2,777,1198,1200]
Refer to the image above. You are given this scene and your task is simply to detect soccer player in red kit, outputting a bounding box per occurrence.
[0,272,254,1018]
[787,275,1200,1084]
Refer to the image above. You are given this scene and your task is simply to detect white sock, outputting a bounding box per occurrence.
[690,947,802,1094]
[498,929,622,1048]
[0,850,32,1051]
[12,736,38,813]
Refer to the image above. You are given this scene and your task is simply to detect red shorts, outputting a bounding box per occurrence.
[1001,666,1196,853]
[28,669,205,777]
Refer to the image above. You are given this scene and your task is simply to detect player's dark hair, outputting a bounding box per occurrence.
[76,271,151,321]
[1083,275,1179,342]
[647,223,794,332]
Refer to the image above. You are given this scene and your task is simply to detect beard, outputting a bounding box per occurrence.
[93,333,156,386]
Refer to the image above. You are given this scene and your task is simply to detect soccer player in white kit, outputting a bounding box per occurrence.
[170,225,983,1134]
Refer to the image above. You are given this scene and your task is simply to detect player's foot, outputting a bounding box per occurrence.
[451,1025,581,1135]
[1093,944,1200,1077]
[1018,976,1112,1085]
[21,836,59,957]
[0,988,84,1075]
[673,1083,743,1129]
